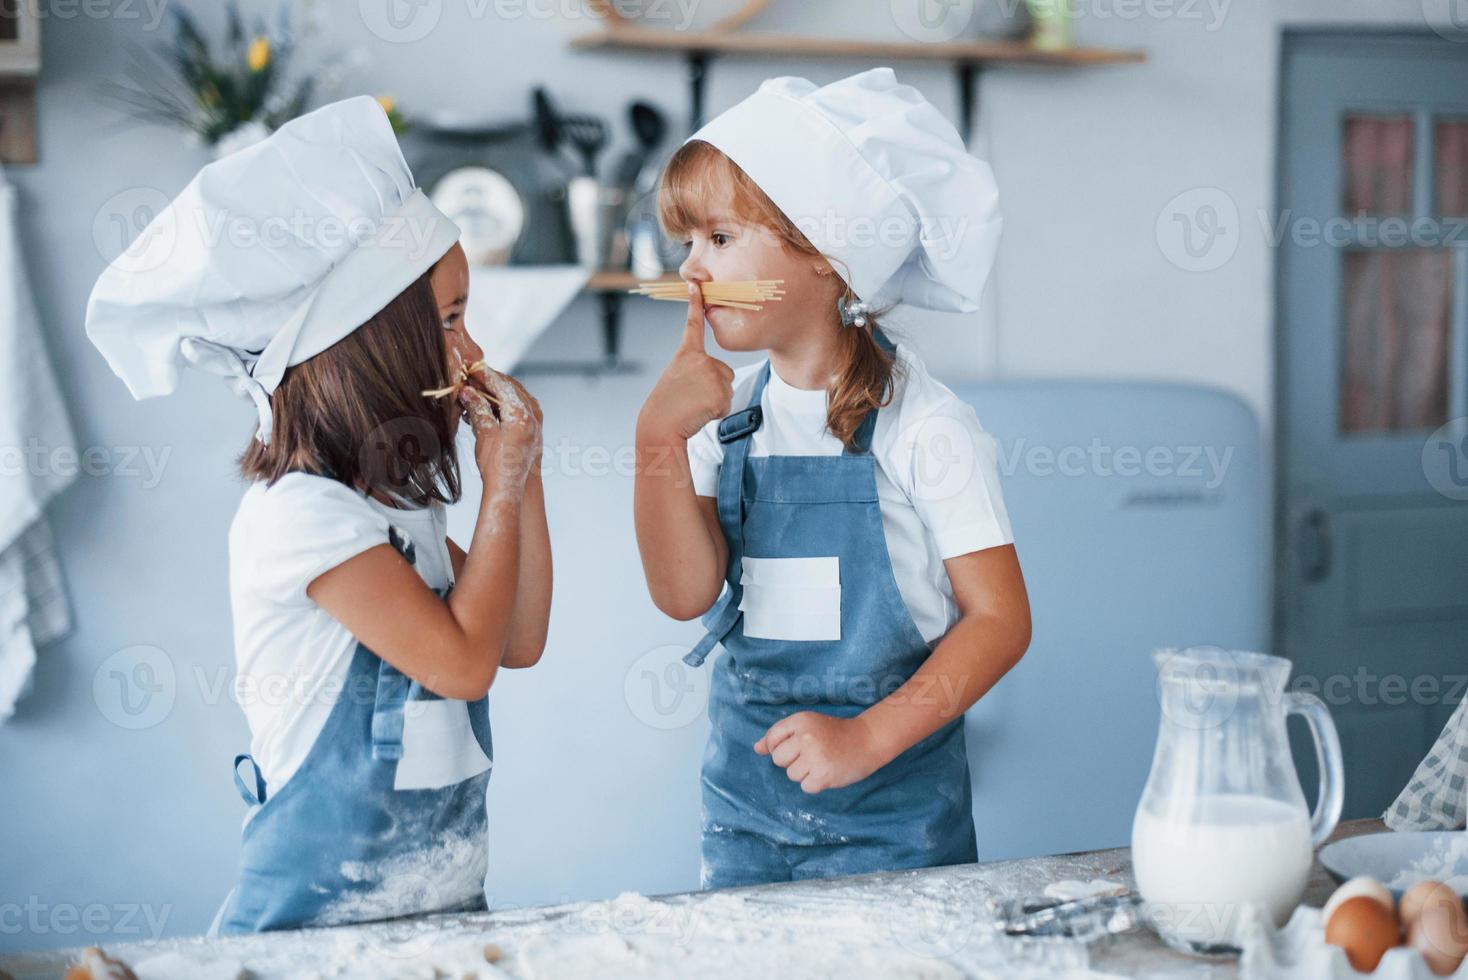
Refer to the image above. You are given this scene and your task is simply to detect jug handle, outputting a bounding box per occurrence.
[1285,690,1345,848]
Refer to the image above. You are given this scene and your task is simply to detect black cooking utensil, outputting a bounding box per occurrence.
[611,101,668,190]
[531,87,562,155]
[560,112,609,179]
[630,101,666,153]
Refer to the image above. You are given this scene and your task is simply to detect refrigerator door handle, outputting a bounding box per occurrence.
[1297,506,1333,584]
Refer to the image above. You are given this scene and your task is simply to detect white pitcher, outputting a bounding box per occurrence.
[1132,646,1345,955]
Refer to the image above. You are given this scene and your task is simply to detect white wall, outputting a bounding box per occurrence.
[1,0,1457,951]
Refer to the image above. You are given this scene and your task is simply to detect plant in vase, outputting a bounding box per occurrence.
[374,96,409,136]
[1025,0,1073,51]
[101,0,387,157]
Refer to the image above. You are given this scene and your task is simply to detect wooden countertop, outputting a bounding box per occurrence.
[0,819,1386,979]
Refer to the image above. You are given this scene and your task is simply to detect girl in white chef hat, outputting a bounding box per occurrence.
[85,97,551,932]
[635,68,1032,887]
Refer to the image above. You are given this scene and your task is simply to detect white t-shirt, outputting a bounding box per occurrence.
[228,472,453,790]
[688,344,1014,644]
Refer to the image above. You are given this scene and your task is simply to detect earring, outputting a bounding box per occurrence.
[837,295,871,329]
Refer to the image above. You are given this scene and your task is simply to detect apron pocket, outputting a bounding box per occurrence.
[739,557,841,642]
[393,698,493,792]
[740,555,840,588]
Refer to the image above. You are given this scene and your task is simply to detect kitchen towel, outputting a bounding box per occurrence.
[465,264,593,371]
[0,519,70,722]
[1386,698,1468,831]
[0,174,78,723]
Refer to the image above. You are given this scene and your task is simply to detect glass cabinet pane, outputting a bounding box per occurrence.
[1436,118,1468,217]
[1339,248,1451,434]
[0,4,17,42]
[1343,115,1415,216]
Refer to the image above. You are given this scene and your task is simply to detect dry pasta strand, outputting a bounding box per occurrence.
[630,279,786,310]
[422,360,502,406]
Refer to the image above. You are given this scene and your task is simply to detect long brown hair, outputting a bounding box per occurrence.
[657,139,896,449]
[239,269,461,508]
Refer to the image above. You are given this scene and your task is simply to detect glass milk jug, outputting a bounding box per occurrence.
[1131,646,1344,955]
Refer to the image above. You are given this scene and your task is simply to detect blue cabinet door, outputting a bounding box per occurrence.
[1278,33,1468,820]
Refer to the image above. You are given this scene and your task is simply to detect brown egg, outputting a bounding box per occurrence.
[1326,877,1396,922]
[1403,881,1462,930]
[1409,901,1468,977]
[1326,895,1403,973]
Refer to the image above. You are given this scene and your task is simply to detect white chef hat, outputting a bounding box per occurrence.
[85,96,461,443]
[688,67,1001,314]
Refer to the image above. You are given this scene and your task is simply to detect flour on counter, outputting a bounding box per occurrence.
[11,848,1148,980]
[1044,879,1128,902]
[130,951,248,980]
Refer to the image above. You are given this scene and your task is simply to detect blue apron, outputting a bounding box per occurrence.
[216,527,493,934]
[686,342,977,889]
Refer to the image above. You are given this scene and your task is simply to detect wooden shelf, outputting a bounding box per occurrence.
[487,268,674,293]
[570,26,1144,67]
[0,2,39,165]
[560,18,1146,374]
[512,268,681,376]
[569,24,1144,141]
[586,269,679,293]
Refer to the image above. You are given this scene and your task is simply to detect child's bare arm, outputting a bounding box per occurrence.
[449,469,552,669]
[634,454,728,621]
[309,486,524,701]
[309,373,543,701]
[861,545,1031,758]
[634,284,733,620]
[757,545,1031,793]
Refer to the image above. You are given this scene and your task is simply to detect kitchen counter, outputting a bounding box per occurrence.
[0,819,1384,979]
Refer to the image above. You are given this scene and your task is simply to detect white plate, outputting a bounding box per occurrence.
[430,166,525,266]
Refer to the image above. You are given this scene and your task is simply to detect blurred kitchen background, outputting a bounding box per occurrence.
[2,0,1465,952]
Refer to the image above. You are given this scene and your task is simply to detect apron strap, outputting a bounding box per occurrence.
[716,363,768,566]
[370,656,415,761]
[684,593,740,667]
[232,753,267,806]
[685,363,772,668]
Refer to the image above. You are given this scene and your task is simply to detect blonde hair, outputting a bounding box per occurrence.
[657,139,895,450]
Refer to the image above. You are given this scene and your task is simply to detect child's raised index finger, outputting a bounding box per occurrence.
[679,281,707,352]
